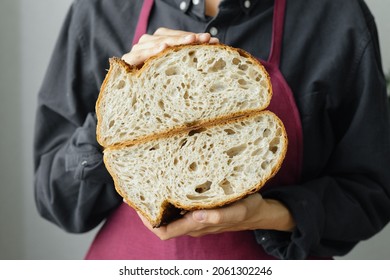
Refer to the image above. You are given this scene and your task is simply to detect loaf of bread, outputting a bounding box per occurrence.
[96,43,287,227]
[96,44,272,147]
[104,111,287,227]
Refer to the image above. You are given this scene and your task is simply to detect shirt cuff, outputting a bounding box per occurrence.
[64,113,112,182]
[256,185,325,259]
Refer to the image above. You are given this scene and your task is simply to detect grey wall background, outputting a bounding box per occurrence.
[0,0,389,260]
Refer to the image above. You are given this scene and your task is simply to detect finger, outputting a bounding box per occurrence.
[160,213,204,239]
[136,211,155,230]
[138,33,158,43]
[153,27,195,36]
[147,28,217,44]
[122,43,166,66]
[209,37,220,44]
[133,34,196,52]
[153,28,218,43]
[192,204,247,225]
[136,210,196,240]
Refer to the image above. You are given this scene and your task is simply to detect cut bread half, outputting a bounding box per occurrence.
[104,111,287,227]
[96,43,272,147]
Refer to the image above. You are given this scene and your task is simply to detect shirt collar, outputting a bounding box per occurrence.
[172,0,258,18]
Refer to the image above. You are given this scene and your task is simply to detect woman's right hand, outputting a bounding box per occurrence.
[122,27,219,67]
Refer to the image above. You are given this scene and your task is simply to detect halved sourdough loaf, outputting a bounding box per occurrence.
[96,44,272,147]
[104,111,287,227]
[96,44,287,227]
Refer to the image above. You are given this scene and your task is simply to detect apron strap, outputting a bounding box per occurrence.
[132,0,154,45]
[267,0,286,66]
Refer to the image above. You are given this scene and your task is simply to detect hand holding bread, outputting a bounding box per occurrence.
[122,28,219,67]
[138,193,295,240]
[96,30,290,230]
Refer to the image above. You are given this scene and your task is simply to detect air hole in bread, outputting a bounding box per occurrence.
[148,144,160,151]
[232,57,241,65]
[261,161,269,170]
[219,179,234,195]
[116,80,125,89]
[251,148,262,157]
[195,181,212,194]
[224,129,236,135]
[131,94,137,107]
[207,58,215,65]
[210,58,226,72]
[260,80,268,87]
[188,162,198,171]
[158,100,165,110]
[269,138,280,154]
[225,144,247,158]
[186,195,210,200]
[263,128,271,137]
[188,127,207,136]
[238,79,248,86]
[179,138,188,149]
[238,101,249,109]
[165,66,179,76]
[139,195,145,201]
[239,64,248,71]
[109,120,115,129]
[210,83,225,93]
[233,165,244,172]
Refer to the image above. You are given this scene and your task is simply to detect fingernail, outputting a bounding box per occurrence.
[198,33,209,40]
[210,37,220,44]
[159,43,167,51]
[193,210,206,222]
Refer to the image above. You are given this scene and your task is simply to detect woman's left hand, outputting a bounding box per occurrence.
[137,193,295,240]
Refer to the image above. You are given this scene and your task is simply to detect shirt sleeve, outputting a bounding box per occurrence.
[255,18,390,259]
[33,2,122,233]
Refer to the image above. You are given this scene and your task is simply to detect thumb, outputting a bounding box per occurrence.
[192,209,224,224]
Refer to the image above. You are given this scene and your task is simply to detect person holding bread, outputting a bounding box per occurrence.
[34,0,390,259]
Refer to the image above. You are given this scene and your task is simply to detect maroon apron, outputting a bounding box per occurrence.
[86,0,303,260]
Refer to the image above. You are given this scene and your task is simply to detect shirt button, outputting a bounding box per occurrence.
[209,27,218,36]
[81,160,88,166]
[192,0,200,5]
[244,0,251,8]
[179,1,187,11]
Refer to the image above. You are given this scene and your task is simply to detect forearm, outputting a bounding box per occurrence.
[34,112,121,232]
[258,199,295,232]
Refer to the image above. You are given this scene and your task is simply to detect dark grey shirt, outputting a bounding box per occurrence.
[34,0,390,259]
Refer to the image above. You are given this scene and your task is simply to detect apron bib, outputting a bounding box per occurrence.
[86,0,303,260]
